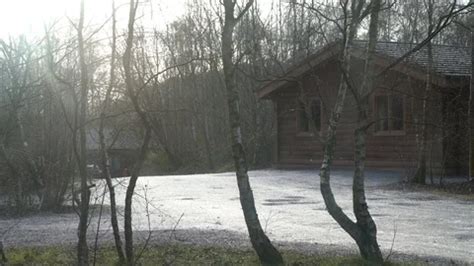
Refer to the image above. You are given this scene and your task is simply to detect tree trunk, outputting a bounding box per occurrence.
[123,1,153,264]
[123,128,151,265]
[351,0,383,262]
[77,0,90,264]
[0,40,44,211]
[98,1,125,262]
[221,1,283,265]
[469,25,474,182]
[202,116,215,171]
[413,0,434,185]
[320,3,358,247]
[0,240,7,263]
[320,0,383,264]
[0,144,24,211]
[13,106,43,196]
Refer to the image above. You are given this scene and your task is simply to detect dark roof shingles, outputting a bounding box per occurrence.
[353,41,471,76]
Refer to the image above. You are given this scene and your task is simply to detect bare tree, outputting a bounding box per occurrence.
[349,0,384,262]
[123,0,153,264]
[0,37,44,211]
[97,0,125,262]
[77,0,91,264]
[221,0,283,265]
[413,0,435,184]
[319,0,384,263]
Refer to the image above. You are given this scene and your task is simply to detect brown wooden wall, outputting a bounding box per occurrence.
[270,57,467,175]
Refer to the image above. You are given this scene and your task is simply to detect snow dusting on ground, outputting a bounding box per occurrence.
[1,169,473,263]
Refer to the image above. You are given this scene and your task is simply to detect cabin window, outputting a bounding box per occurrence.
[297,99,321,133]
[374,94,404,133]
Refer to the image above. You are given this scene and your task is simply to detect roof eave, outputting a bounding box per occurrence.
[257,42,342,99]
[257,42,470,99]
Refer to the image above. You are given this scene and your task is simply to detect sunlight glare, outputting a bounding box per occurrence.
[0,0,79,37]
[0,0,189,38]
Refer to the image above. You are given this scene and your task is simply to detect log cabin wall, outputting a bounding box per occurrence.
[270,57,454,174]
[441,84,470,175]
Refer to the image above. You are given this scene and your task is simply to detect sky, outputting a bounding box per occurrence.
[0,0,471,39]
[0,0,280,39]
[0,0,188,38]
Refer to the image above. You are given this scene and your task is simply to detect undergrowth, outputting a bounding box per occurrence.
[5,244,408,265]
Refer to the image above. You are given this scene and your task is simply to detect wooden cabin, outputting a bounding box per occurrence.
[86,128,140,177]
[258,41,471,176]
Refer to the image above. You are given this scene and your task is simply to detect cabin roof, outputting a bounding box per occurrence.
[257,40,471,98]
[86,128,140,151]
[357,41,471,76]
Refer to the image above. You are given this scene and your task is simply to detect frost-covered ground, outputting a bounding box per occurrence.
[1,169,473,264]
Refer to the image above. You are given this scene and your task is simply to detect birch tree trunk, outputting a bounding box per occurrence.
[221,0,283,265]
[320,0,384,263]
[413,0,434,184]
[320,1,361,241]
[77,0,91,264]
[351,0,383,261]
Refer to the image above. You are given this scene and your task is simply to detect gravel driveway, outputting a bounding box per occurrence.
[1,169,473,263]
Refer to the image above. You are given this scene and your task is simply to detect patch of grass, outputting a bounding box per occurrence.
[7,246,74,265]
[6,244,405,265]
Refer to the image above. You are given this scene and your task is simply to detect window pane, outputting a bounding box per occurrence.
[311,99,321,131]
[298,101,309,132]
[391,96,404,130]
[375,96,389,131]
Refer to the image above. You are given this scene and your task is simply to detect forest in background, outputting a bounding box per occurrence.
[1,0,471,210]
[0,0,472,264]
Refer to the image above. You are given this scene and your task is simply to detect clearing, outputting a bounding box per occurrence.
[1,169,472,264]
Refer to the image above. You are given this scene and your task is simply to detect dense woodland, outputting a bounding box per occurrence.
[0,0,472,265]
